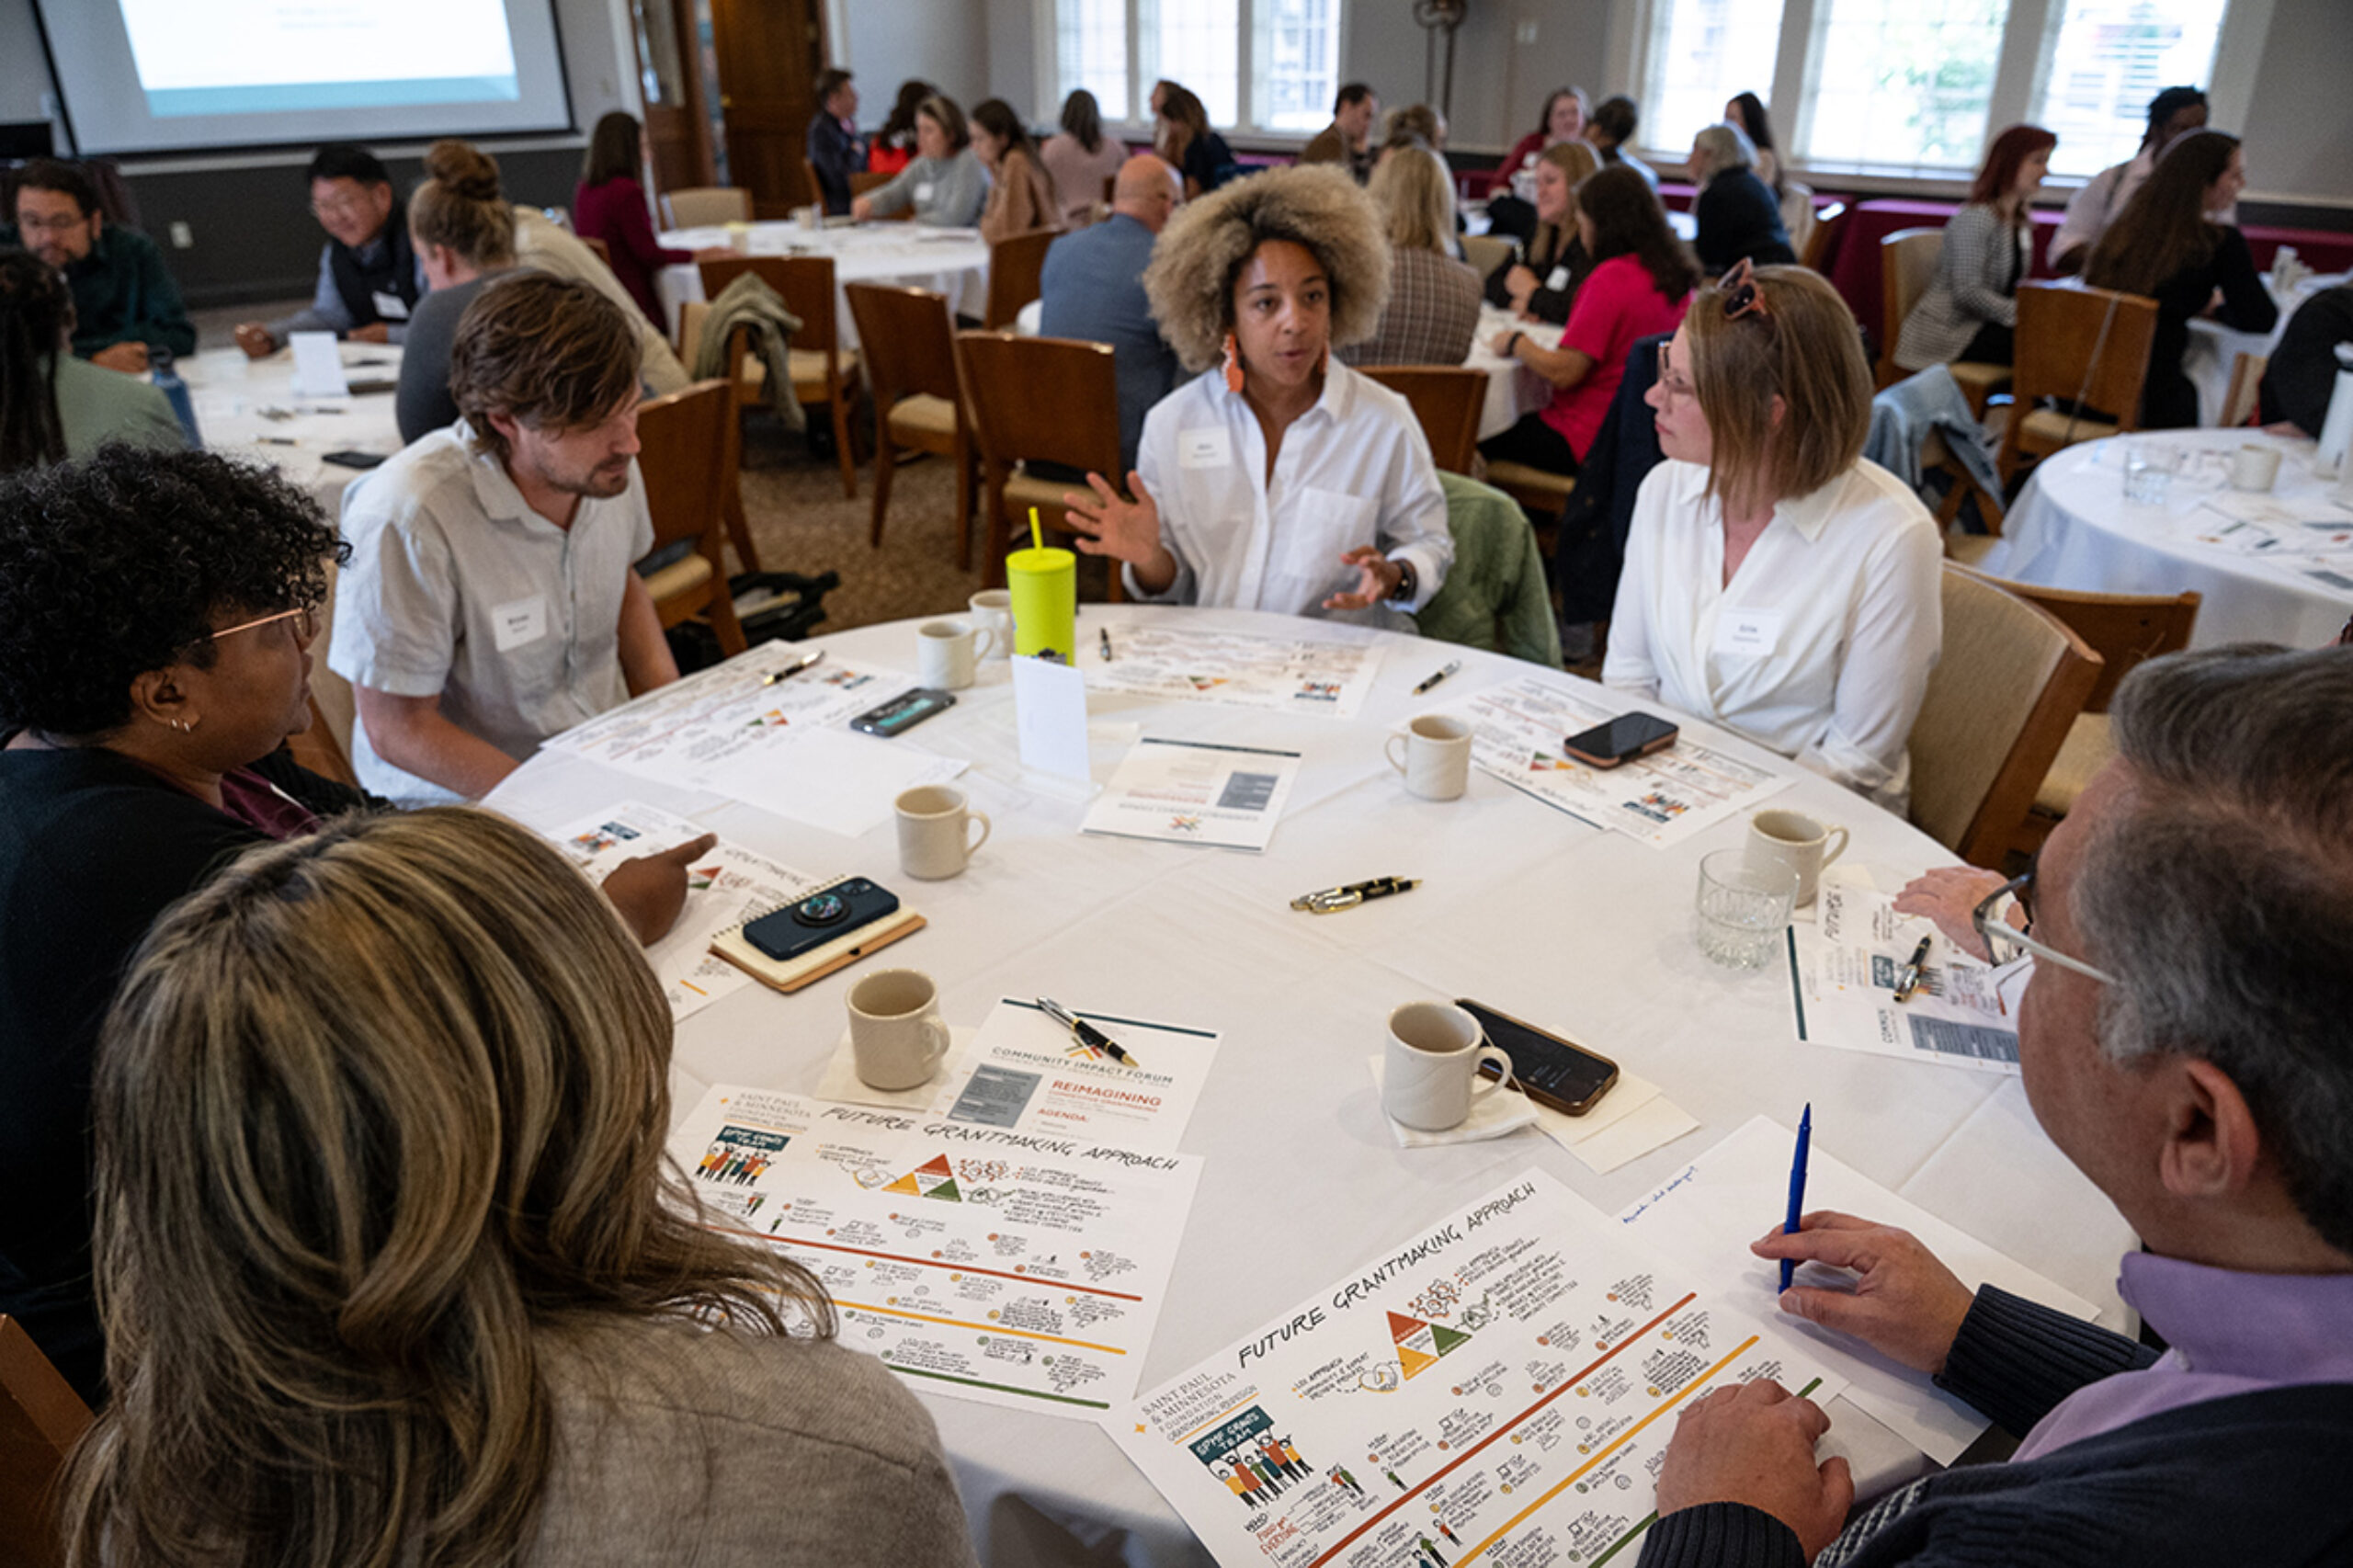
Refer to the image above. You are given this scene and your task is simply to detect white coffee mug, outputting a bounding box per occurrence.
[1382,1001,1516,1131]
[2230,444,2282,493]
[896,784,992,880]
[1745,808,1849,908]
[917,619,996,691]
[968,589,1015,661]
[1383,715,1472,801]
[847,968,951,1090]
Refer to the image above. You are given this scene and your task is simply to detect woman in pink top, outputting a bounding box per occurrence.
[1040,89,1130,227]
[1478,165,1695,476]
[572,112,699,326]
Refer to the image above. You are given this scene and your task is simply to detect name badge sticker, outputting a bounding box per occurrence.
[1545,265,1572,292]
[491,595,549,653]
[1713,607,1784,658]
[370,290,411,321]
[1177,426,1233,470]
[914,181,936,203]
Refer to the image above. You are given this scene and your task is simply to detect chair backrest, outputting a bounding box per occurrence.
[0,1315,94,1568]
[1881,228,1944,357]
[635,380,734,552]
[954,331,1122,479]
[2222,350,2268,428]
[1461,233,1514,279]
[2010,281,2159,432]
[696,255,840,357]
[1798,199,1847,274]
[1780,178,1817,257]
[799,156,824,211]
[1909,563,2104,866]
[984,226,1061,330]
[661,185,752,229]
[847,283,961,407]
[1357,365,1489,474]
[294,556,358,787]
[1993,581,2200,713]
[849,169,893,198]
[577,233,614,271]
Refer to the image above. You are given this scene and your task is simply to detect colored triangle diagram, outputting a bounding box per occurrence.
[883,1172,923,1195]
[926,1177,961,1202]
[1388,1311,1427,1343]
[914,1154,954,1178]
[1430,1324,1473,1356]
[1398,1344,1440,1379]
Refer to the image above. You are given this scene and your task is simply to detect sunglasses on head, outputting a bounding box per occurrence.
[1719,257,1770,324]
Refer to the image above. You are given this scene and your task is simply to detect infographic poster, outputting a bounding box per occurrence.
[1108,1171,1842,1566]
[669,1085,1202,1417]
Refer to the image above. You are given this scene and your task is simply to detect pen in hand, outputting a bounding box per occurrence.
[1780,1104,1812,1292]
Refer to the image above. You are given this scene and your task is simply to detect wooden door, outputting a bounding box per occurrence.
[629,0,715,193]
[710,0,826,217]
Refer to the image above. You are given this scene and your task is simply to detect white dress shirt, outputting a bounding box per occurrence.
[1603,458,1942,810]
[331,421,654,806]
[1126,360,1452,631]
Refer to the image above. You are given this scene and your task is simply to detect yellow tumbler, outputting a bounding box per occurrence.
[1006,546,1077,660]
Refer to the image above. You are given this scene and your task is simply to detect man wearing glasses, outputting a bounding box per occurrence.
[5,158,195,374]
[233,144,425,358]
[1638,644,2353,1567]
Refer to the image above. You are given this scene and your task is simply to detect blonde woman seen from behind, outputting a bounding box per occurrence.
[63,807,978,1568]
[1341,143,1481,367]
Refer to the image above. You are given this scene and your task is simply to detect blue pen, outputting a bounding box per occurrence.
[1779,1105,1813,1293]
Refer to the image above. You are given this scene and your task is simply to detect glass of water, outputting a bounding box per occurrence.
[2121,440,2181,506]
[1695,849,1799,971]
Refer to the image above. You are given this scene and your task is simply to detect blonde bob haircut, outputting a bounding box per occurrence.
[64,807,833,1568]
[1143,163,1392,372]
[1368,142,1458,255]
[1684,264,1872,504]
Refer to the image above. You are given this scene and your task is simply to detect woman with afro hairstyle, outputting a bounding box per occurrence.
[1062,165,1450,627]
[0,449,711,1406]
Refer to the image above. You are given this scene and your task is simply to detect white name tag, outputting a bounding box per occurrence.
[1177,426,1233,470]
[370,290,410,321]
[1713,607,1783,658]
[914,181,936,203]
[1546,265,1571,292]
[491,595,548,653]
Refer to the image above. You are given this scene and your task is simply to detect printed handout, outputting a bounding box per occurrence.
[1787,870,2024,1074]
[1088,624,1388,720]
[1083,737,1302,851]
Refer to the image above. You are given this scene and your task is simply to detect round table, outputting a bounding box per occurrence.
[486,606,2133,1567]
[656,221,992,347]
[2181,269,2346,427]
[1979,428,2353,648]
[177,344,406,515]
[1465,304,1563,440]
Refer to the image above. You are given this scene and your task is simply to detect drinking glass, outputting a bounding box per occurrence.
[1695,849,1798,970]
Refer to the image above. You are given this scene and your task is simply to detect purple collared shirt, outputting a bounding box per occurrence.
[2013,1251,2353,1461]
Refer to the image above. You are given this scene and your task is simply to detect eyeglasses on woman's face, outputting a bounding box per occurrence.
[209,604,320,646]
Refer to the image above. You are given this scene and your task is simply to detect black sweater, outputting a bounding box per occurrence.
[2136,226,2278,430]
[1695,170,1796,276]
[0,745,365,1405]
[1637,1285,2353,1567]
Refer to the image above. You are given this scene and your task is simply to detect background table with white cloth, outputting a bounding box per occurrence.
[2180,268,2346,428]
[1979,427,2353,647]
[177,343,405,515]
[487,606,2135,1567]
[656,221,991,349]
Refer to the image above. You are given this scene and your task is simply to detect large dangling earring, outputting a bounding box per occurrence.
[1222,333,1245,393]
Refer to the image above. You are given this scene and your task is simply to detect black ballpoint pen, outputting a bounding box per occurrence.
[1037,996,1142,1067]
[1893,936,1932,1004]
[1414,660,1461,695]
[761,650,825,685]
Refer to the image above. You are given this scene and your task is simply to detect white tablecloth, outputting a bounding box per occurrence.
[1979,428,2353,647]
[1466,303,1561,439]
[657,221,991,350]
[487,606,2135,1567]
[178,344,405,515]
[2177,269,2340,427]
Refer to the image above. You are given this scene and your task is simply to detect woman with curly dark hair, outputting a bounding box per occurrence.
[1062,165,1450,625]
[0,247,185,472]
[0,449,707,1407]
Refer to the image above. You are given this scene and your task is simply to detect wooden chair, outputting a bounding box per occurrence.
[660,185,752,228]
[634,380,750,657]
[1483,451,1576,528]
[954,331,1125,595]
[1,1315,93,1568]
[847,283,976,567]
[1797,199,1847,275]
[2222,351,2268,428]
[578,233,614,272]
[1996,583,2200,855]
[697,255,863,501]
[984,226,1060,330]
[850,170,893,199]
[1907,563,2103,869]
[286,559,359,788]
[1995,282,2159,487]
[1358,365,1488,474]
[1461,233,1515,279]
[799,156,825,212]
[1876,227,2011,412]
[1925,425,2007,565]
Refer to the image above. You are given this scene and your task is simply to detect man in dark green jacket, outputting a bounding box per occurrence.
[6,158,196,373]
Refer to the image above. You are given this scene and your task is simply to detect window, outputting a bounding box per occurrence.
[1641,0,1788,157]
[1052,0,1340,134]
[2031,0,2228,176]
[1802,0,2009,171]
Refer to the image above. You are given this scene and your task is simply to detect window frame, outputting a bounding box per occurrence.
[1036,0,1352,139]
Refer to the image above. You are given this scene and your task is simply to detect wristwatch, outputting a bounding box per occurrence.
[1388,558,1417,602]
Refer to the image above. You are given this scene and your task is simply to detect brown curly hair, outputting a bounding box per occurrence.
[1142,165,1392,372]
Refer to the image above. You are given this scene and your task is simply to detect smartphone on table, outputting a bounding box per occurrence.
[1458,998,1620,1116]
[850,688,954,737]
[742,877,901,962]
[1563,711,1678,769]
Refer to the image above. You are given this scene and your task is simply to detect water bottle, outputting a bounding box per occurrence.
[2316,343,2353,478]
[149,346,202,449]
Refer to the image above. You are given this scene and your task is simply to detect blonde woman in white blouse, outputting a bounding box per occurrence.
[1605,262,1942,809]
